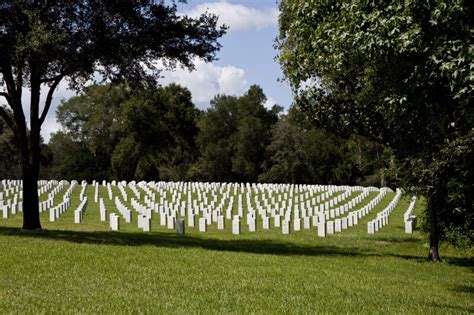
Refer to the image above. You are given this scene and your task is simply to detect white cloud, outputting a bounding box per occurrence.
[160,59,247,109]
[184,1,278,32]
[264,96,276,110]
[9,58,249,141]
[19,80,76,142]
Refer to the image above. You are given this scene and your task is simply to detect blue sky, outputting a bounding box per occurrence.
[39,0,293,141]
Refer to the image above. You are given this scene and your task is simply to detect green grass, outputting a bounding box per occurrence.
[0,185,472,314]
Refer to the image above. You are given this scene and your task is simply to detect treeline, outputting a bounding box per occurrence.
[0,83,398,187]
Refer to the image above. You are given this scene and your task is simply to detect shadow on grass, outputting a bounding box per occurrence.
[374,236,420,243]
[0,226,369,258]
[451,285,474,295]
[0,226,459,264]
[444,256,474,270]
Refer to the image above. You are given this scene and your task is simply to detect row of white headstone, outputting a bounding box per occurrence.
[96,182,392,237]
[367,188,403,234]
[320,188,391,236]
[1,180,23,218]
[1,180,401,237]
[404,196,417,233]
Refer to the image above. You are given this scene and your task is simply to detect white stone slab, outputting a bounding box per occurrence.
[232,219,240,235]
[199,217,207,232]
[317,222,326,237]
[326,221,334,234]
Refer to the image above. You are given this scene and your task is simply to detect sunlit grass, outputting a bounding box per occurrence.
[0,185,472,313]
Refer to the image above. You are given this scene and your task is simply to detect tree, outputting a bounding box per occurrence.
[196,85,280,182]
[114,83,201,181]
[48,132,100,181]
[54,84,130,180]
[260,106,381,185]
[54,83,200,182]
[0,117,21,179]
[0,1,226,229]
[277,1,473,260]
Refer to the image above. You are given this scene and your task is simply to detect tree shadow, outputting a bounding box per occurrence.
[374,236,420,243]
[444,256,474,270]
[0,226,371,258]
[0,226,469,265]
[450,285,474,295]
[431,302,473,313]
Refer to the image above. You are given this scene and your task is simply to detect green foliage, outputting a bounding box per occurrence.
[196,85,280,182]
[0,120,21,179]
[277,0,473,248]
[0,0,226,228]
[54,83,200,181]
[418,129,474,245]
[260,106,396,186]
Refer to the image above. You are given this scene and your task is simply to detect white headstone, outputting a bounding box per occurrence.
[282,220,290,235]
[199,217,207,232]
[217,216,225,230]
[326,221,334,234]
[334,219,341,233]
[317,222,326,237]
[232,218,240,235]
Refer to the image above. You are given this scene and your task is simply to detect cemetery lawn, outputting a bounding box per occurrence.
[0,194,472,313]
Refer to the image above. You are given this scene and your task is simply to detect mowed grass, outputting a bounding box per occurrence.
[0,185,472,314]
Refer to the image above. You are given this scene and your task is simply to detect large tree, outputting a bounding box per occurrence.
[277,1,473,260]
[51,83,200,182]
[196,85,280,182]
[0,1,226,229]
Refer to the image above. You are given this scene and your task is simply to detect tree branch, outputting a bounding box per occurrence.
[0,106,16,133]
[40,74,64,83]
[39,77,62,125]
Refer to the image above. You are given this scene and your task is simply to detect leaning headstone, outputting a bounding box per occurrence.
[176,219,185,235]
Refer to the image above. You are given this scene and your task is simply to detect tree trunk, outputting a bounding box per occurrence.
[21,163,41,230]
[20,124,42,230]
[428,201,440,262]
[427,183,443,262]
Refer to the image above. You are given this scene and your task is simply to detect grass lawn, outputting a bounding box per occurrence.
[0,185,472,313]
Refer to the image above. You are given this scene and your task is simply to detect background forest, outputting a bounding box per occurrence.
[0,83,397,188]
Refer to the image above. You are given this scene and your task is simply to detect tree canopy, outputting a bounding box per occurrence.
[277,0,473,260]
[50,83,200,182]
[195,85,281,182]
[0,0,226,229]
